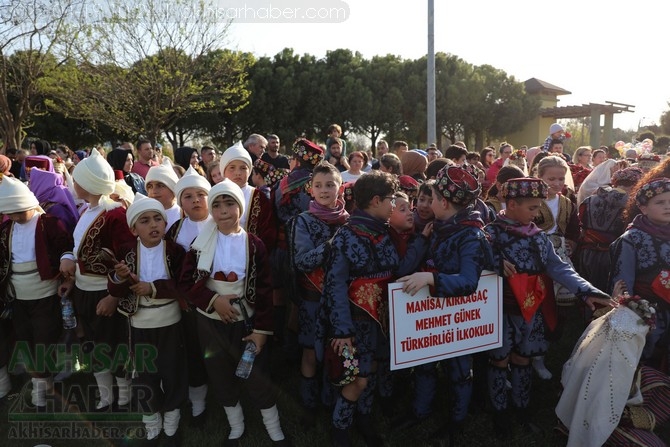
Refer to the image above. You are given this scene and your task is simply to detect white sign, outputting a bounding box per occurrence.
[388,270,503,370]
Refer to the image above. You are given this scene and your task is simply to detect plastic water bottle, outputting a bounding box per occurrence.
[61,294,77,330]
[235,341,256,379]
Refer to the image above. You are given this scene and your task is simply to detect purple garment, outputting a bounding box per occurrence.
[29,168,78,232]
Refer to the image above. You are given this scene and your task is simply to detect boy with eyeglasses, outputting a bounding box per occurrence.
[318,170,428,447]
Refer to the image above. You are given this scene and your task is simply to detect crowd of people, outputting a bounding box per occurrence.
[0,123,669,447]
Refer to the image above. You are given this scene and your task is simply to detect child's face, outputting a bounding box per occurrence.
[329,129,341,138]
[506,198,542,225]
[224,160,250,188]
[389,197,414,232]
[367,193,396,221]
[251,171,265,188]
[416,192,434,221]
[639,191,670,226]
[73,181,90,201]
[551,130,565,138]
[311,172,341,208]
[430,194,457,221]
[131,211,166,248]
[6,209,35,224]
[539,166,566,198]
[180,187,209,222]
[146,181,175,209]
[210,165,223,184]
[211,195,241,234]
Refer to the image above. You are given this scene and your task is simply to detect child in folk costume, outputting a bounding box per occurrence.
[252,159,289,200]
[59,148,136,410]
[577,167,643,292]
[273,139,324,348]
[484,178,614,439]
[164,165,212,428]
[413,180,436,234]
[317,171,428,447]
[146,162,182,229]
[610,178,670,372]
[179,179,290,446]
[531,155,580,380]
[0,177,73,407]
[219,142,276,248]
[397,166,493,444]
[291,162,349,426]
[109,194,187,446]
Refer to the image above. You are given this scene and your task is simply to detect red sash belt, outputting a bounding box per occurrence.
[348,274,392,334]
[507,273,554,326]
[299,268,325,301]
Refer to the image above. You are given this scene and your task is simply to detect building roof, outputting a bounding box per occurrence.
[540,101,635,119]
[524,78,571,96]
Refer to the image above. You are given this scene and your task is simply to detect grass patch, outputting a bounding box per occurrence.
[1,306,667,446]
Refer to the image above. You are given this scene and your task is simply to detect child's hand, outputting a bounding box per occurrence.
[114,261,131,281]
[503,260,517,277]
[243,332,267,354]
[398,272,434,296]
[96,294,119,317]
[421,221,433,238]
[213,294,240,323]
[59,278,74,297]
[584,295,618,311]
[612,280,628,298]
[129,281,152,296]
[331,337,354,357]
[60,259,76,280]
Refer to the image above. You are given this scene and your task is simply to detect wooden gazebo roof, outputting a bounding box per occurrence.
[540,101,635,119]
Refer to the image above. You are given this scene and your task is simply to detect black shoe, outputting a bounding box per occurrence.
[272,436,293,447]
[190,410,207,429]
[223,431,245,447]
[332,426,352,447]
[390,411,427,431]
[163,430,180,447]
[356,413,385,447]
[429,422,463,447]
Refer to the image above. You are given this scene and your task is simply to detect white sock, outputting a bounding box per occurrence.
[116,376,131,406]
[224,402,245,439]
[93,370,114,409]
[163,408,181,436]
[143,412,163,440]
[0,366,11,398]
[261,405,285,442]
[532,356,553,380]
[31,377,50,407]
[189,384,207,417]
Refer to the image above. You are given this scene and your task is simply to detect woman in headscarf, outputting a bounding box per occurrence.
[28,168,79,233]
[400,150,428,182]
[576,158,623,205]
[106,147,146,195]
[174,146,205,177]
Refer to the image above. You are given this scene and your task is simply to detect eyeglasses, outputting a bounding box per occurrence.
[383,196,396,206]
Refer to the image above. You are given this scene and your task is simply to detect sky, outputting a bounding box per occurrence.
[221,0,669,132]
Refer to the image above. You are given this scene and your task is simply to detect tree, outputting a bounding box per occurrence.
[46,0,249,146]
[0,0,85,150]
